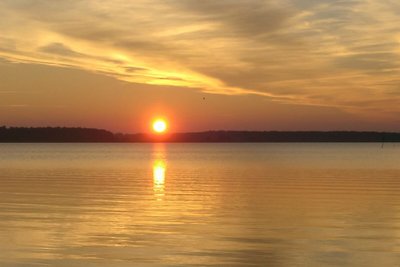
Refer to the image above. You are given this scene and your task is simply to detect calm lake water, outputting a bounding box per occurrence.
[0,143,400,266]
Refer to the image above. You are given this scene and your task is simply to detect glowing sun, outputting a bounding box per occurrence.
[152,119,168,133]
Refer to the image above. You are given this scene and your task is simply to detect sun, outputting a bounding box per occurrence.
[152,119,168,134]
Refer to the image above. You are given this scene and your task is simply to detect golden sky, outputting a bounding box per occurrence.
[0,0,399,132]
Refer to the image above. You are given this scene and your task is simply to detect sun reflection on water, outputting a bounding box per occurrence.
[152,143,166,201]
[153,160,166,200]
[153,160,165,184]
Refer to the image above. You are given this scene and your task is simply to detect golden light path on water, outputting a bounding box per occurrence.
[153,160,166,201]
[152,143,167,201]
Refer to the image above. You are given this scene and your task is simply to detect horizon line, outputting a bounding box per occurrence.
[1,126,400,135]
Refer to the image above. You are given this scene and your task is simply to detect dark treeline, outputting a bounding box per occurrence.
[0,126,115,142]
[165,131,400,143]
[1,126,400,142]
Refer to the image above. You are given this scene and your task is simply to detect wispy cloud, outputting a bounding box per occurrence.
[0,0,399,118]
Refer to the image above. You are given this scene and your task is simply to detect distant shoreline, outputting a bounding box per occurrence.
[1,126,400,143]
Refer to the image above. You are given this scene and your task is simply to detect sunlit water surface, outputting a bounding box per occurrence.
[1,143,400,266]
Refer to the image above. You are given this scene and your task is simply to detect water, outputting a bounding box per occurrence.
[0,143,400,266]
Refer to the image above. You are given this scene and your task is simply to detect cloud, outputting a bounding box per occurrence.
[169,0,292,37]
[0,0,399,119]
[334,52,400,71]
[39,42,82,57]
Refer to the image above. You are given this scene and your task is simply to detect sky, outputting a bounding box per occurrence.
[0,0,400,133]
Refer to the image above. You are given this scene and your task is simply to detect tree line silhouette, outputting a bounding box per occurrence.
[1,126,399,142]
